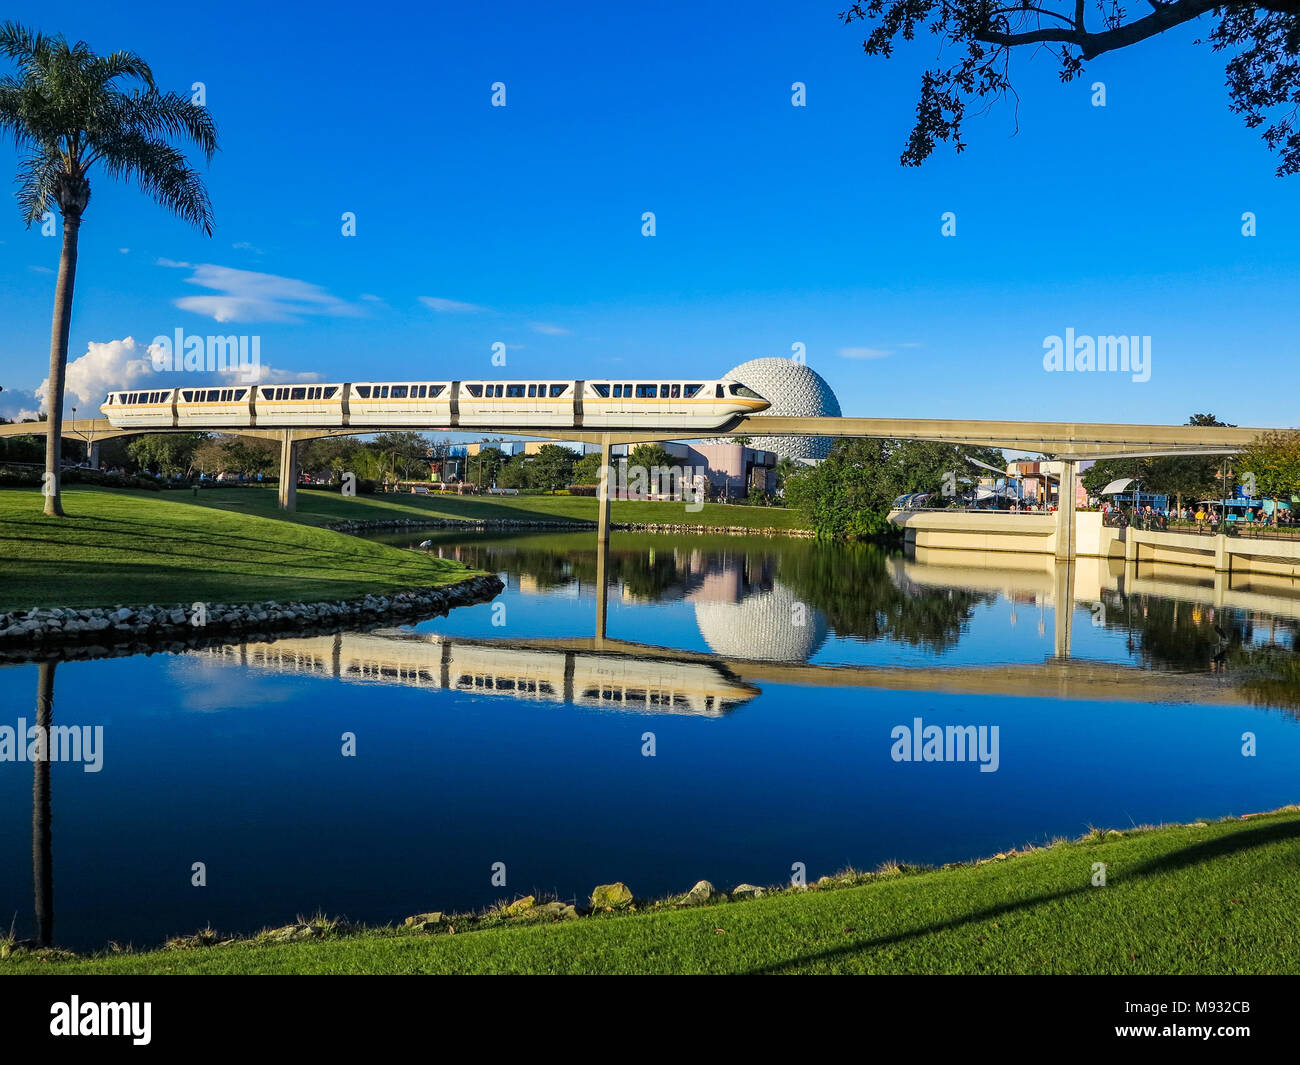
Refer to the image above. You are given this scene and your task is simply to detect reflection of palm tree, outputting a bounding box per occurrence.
[32,660,55,947]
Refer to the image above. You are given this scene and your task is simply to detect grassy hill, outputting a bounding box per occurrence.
[0,487,479,612]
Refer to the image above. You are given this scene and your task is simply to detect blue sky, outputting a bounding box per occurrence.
[1,0,1297,428]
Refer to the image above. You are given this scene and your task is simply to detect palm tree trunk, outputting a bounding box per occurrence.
[33,660,56,947]
[43,212,82,517]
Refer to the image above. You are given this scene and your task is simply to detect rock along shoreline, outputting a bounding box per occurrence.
[0,573,505,659]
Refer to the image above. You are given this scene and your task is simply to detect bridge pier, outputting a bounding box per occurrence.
[596,433,612,545]
[86,441,101,470]
[277,431,298,511]
[1054,460,1078,562]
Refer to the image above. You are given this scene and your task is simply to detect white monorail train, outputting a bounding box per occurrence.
[100,377,769,430]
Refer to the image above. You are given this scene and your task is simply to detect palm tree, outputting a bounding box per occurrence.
[0,23,217,516]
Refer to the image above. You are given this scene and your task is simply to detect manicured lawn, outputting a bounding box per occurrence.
[186,485,810,531]
[0,487,478,612]
[9,809,1298,974]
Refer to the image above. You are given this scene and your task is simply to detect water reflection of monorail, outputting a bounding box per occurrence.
[195,631,758,716]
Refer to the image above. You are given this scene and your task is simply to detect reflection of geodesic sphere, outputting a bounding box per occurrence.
[716,357,841,460]
[694,581,828,663]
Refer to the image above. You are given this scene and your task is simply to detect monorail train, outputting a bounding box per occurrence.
[100,377,769,430]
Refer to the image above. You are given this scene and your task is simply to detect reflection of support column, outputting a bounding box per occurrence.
[1054,460,1077,562]
[33,660,55,948]
[278,430,298,511]
[1053,561,1074,659]
[1213,567,1227,610]
[597,433,612,545]
[595,533,609,646]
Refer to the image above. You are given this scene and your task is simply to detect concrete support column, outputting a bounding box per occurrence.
[278,430,298,511]
[597,433,612,545]
[1054,460,1078,562]
[1124,528,1138,565]
[87,441,101,470]
[1214,534,1231,575]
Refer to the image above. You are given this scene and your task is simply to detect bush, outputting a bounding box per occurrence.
[566,484,599,497]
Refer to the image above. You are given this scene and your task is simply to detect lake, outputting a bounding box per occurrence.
[4,528,1299,951]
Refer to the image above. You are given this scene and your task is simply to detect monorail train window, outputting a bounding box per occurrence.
[635,384,657,398]
[323,386,338,399]
[235,389,248,401]
[670,384,681,398]
[684,384,702,398]
[429,385,445,397]
[661,383,669,395]
[181,391,192,402]
[378,386,389,399]
[223,389,233,402]
[354,386,370,399]
[465,385,482,397]
[527,385,537,398]
[549,384,566,397]
[389,385,406,399]
[291,387,306,400]
[729,383,763,399]
[591,383,610,397]
[715,385,724,398]
[506,384,526,398]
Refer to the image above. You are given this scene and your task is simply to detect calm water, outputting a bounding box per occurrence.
[4,530,1300,951]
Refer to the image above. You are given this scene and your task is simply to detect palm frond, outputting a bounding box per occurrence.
[15,142,61,224]
[87,49,153,90]
[97,130,214,234]
[91,88,217,162]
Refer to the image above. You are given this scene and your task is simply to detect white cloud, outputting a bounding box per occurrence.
[36,337,159,409]
[839,346,893,360]
[16,408,41,422]
[217,362,321,385]
[30,335,322,408]
[29,265,54,275]
[420,296,489,313]
[529,322,571,336]
[161,262,363,323]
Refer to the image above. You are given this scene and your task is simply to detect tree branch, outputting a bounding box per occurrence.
[977,0,1224,59]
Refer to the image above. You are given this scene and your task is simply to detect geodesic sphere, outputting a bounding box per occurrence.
[717,357,842,460]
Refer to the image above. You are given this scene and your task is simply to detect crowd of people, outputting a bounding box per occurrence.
[1101,502,1295,532]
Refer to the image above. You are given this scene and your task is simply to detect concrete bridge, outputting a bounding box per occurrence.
[0,413,1276,550]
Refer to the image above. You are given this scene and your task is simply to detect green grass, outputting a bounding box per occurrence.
[183,485,810,531]
[0,486,480,612]
[9,809,1299,974]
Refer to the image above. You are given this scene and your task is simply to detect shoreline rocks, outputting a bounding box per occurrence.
[0,574,504,659]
